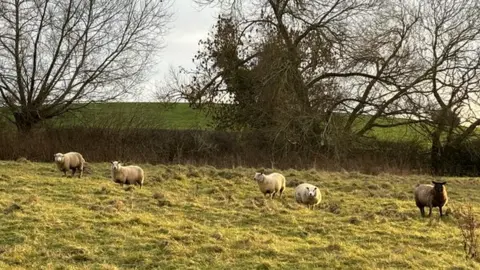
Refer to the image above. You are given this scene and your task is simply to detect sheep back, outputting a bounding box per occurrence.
[55,152,85,171]
[112,165,144,186]
[256,172,286,195]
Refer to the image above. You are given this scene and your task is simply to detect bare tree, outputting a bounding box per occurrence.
[173,0,433,147]
[327,1,424,136]
[405,0,480,174]
[176,0,383,127]
[0,0,172,132]
[175,0,480,172]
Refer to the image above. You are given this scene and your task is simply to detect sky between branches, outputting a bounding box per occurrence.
[135,1,218,102]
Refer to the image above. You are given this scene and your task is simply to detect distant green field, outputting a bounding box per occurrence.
[0,102,428,142]
[0,102,210,130]
[0,102,209,130]
[49,102,211,130]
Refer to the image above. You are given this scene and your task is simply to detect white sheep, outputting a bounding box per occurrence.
[54,152,85,178]
[295,183,322,210]
[253,170,286,199]
[111,161,145,188]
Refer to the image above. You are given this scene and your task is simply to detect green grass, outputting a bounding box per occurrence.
[0,161,478,269]
[0,101,455,146]
[57,103,427,142]
[0,103,211,130]
[52,102,211,130]
[0,102,429,142]
[356,116,426,142]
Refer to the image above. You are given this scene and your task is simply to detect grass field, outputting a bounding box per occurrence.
[0,103,211,130]
[0,102,428,142]
[50,102,427,140]
[51,103,211,130]
[0,161,478,269]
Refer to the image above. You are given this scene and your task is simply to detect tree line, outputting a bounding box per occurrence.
[1,0,480,175]
[161,0,480,175]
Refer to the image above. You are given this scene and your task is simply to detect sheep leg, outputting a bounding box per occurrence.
[135,179,143,189]
[62,170,67,177]
[428,206,432,217]
[439,206,443,217]
[79,166,83,178]
[419,207,425,217]
[70,168,76,178]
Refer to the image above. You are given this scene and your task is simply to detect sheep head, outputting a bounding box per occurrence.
[305,186,318,198]
[111,161,122,171]
[432,180,447,193]
[253,172,264,182]
[54,153,64,163]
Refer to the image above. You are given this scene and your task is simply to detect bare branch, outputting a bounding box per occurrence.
[0,0,172,131]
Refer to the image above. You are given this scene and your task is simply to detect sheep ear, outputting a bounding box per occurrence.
[306,187,309,190]
[314,187,317,190]
[432,181,437,185]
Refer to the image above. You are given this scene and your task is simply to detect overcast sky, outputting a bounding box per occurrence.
[135,1,219,102]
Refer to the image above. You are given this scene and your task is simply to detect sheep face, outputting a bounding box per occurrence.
[253,172,264,182]
[432,181,446,193]
[54,153,64,163]
[111,161,122,171]
[305,186,318,198]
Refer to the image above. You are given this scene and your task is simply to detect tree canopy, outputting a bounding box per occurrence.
[165,0,480,174]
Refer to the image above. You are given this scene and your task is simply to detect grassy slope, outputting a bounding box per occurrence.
[0,103,211,130]
[52,103,211,130]
[59,103,425,141]
[0,161,478,269]
[0,102,428,142]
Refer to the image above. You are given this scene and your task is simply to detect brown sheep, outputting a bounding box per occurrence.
[414,181,448,217]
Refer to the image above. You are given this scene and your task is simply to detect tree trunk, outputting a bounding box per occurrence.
[13,112,40,133]
[430,133,443,176]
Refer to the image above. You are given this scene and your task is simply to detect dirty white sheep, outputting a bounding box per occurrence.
[54,152,86,178]
[111,161,145,188]
[253,170,286,199]
[295,183,322,210]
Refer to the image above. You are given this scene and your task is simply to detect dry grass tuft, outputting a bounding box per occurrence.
[15,157,30,163]
[3,203,22,214]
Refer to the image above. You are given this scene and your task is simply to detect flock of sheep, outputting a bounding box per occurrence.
[53,151,449,217]
[54,152,144,187]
